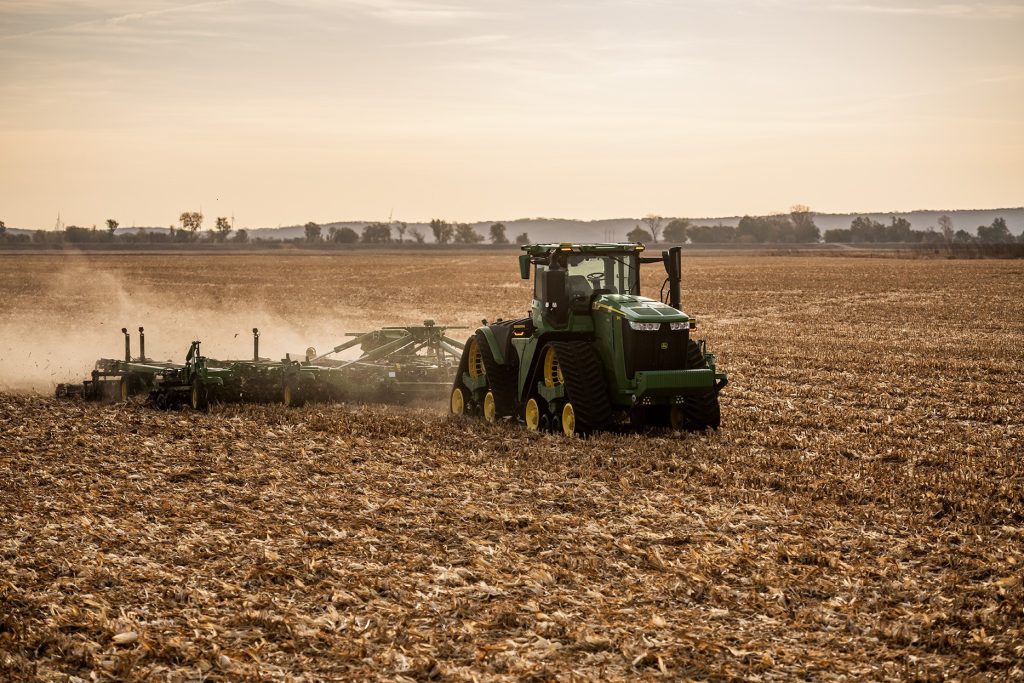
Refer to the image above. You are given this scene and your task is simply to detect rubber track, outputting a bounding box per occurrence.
[476,331,518,417]
[550,341,613,432]
[453,335,476,392]
[680,340,721,431]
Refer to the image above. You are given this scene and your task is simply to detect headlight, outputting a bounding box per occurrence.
[629,321,661,331]
[669,322,690,331]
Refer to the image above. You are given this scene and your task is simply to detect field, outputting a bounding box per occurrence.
[1,252,1022,680]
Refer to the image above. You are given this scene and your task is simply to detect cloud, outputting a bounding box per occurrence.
[293,0,484,25]
[830,2,1024,18]
[0,0,236,42]
[408,33,508,47]
[762,0,1024,19]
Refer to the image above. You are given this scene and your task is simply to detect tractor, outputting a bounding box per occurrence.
[450,243,727,436]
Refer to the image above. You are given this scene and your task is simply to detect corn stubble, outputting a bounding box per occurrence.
[0,253,1022,680]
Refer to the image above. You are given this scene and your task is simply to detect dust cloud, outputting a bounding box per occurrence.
[0,260,382,393]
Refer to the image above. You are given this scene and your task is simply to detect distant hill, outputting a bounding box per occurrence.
[252,208,1024,243]
[5,207,1021,243]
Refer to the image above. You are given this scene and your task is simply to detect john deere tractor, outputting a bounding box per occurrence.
[451,243,727,436]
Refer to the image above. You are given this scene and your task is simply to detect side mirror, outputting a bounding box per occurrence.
[518,254,530,280]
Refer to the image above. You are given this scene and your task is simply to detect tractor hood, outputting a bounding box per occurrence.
[591,294,688,323]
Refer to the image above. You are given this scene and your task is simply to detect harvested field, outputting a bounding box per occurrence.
[1,252,1022,680]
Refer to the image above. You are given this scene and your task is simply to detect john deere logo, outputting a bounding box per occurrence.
[660,342,669,350]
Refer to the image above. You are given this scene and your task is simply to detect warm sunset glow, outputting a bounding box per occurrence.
[1,0,1022,228]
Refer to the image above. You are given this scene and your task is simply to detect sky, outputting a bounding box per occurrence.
[0,0,1022,230]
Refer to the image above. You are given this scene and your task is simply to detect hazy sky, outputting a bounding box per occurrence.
[1,0,1022,229]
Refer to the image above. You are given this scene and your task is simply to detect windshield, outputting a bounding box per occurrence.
[561,253,639,298]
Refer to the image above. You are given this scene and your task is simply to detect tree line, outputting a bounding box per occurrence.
[624,209,1021,246]
[1,209,1020,247]
[302,219,531,246]
[0,213,535,247]
[626,208,823,244]
[823,216,1019,245]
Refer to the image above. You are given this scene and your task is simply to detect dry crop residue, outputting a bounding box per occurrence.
[1,252,1022,680]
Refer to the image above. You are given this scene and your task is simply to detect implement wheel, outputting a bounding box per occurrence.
[283,380,304,407]
[191,381,209,412]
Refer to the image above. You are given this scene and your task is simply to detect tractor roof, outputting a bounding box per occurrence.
[521,242,645,256]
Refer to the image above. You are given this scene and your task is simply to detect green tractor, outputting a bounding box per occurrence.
[450,242,727,436]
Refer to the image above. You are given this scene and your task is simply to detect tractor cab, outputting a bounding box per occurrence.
[520,242,669,329]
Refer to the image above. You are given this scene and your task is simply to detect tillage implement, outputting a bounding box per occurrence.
[450,243,727,436]
[57,322,462,410]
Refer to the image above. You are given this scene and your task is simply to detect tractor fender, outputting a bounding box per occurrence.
[475,326,506,365]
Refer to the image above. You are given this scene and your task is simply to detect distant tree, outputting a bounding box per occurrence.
[362,222,392,243]
[627,225,653,243]
[430,219,453,244]
[642,214,664,243]
[977,217,1012,243]
[394,221,408,244]
[662,218,690,243]
[514,232,531,245]
[233,228,249,243]
[790,205,820,242]
[333,227,359,244]
[0,219,6,238]
[953,229,975,244]
[304,221,322,242]
[409,226,426,244]
[180,212,203,240]
[823,228,852,243]
[849,216,886,243]
[490,222,508,244]
[213,217,232,242]
[454,223,483,243]
[105,218,119,239]
[921,227,944,245]
[687,223,736,243]
[937,214,954,242]
[327,226,337,241]
[886,216,914,242]
[737,214,793,243]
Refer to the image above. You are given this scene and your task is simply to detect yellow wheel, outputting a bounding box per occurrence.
[483,391,496,423]
[542,346,564,388]
[525,398,541,431]
[190,382,208,411]
[467,338,486,379]
[562,402,576,437]
[120,376,130,402]
[670,405,685,430]
[451,386,465,415]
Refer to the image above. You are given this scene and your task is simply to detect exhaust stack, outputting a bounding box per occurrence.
[138,326,146,361]
[662,246,682,310]
[253,328,260,361]
[122,328,130,362]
